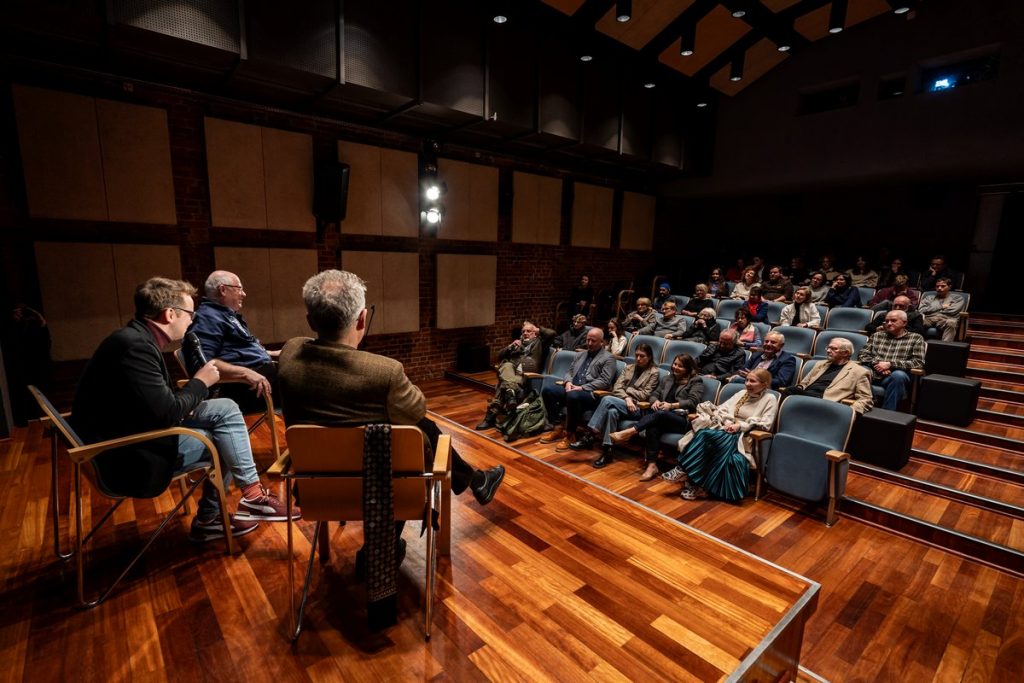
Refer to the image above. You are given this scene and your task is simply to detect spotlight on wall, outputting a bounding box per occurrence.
[493,14,507,24]
[886,0,913,14]
[616,0,631,23]
[580,54,593,62]
[425,207,442,225]
[421,150,446,230]
[829,0,847,33]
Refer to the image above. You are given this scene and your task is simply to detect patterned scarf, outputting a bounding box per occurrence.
[364,424,397,630]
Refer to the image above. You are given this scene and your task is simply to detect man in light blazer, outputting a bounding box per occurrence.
[789,337,873,414]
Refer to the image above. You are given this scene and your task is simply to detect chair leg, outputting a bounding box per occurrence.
[826,459,840,527]
[205,456,235,556]
[425,481,439,640]
[291,519,322,642]
[51,433,72,560]
[317,521,331,565]
[440,474,452,557]
[178,478,192,516]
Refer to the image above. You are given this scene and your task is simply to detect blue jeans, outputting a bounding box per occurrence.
[586,396,641,446]
[178,398,260,518]
[877,370,910,411]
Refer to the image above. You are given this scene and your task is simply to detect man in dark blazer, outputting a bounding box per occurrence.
[728,330,797,389]
[277,269,505,507]
[72,277,294,543]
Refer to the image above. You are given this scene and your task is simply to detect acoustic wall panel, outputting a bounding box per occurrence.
[620,84,654,159]
[437,159,498,242]
[512,172,562,245]
[205,118,267,229]
[379,148,419,237]
[571,183,613,248]
[110,0,241,52]
[620,192,656,251]
[13,85,108,221]
[213,247,274,340]
[582,61,620,152]
[262,127,315,232]
[337,141,418,237]
[340,251,420,334]
[110,244,183,324]
[266,248,318,341]
[436,254,496,329]
[96,99,177,225]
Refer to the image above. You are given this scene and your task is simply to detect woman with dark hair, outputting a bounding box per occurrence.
[707,268,729,298]
[605,318,628,356]
[875,257,910,290]
[732,308,762,349]
[846,255,879,288]
[730,267,759,300]
[664,368,778,502]
[609,354,706,481]
[824,273,861,308]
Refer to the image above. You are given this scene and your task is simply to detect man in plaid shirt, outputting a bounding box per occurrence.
[857,309,926,410]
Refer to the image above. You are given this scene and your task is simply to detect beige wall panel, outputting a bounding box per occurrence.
[340,250,384,334]
[267,248,318,342]
[379,148,419,237]
[436,254,496,329]
[262,128,315,232]
[512,172,561,245]
[381,252,420,333]
[437,159,497,241]
[111,244,183,325]
[205,118,267,229]
[213,247,274,341]
[620,192,656,251]
[96,99,177,225]
[35,242,121,361]
[13,85,108,221]
[572,183,613,248]
[337,141,382,235]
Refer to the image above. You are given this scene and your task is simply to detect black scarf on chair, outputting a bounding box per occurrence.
[363,424,397,630]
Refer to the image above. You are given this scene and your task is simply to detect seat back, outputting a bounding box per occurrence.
[765,302,786,325]
[662,340,706,365]
[772,326,816,357]
[752,322,771,344]
[28,385,84,449]
[626,334,666,365]
[546,349,577,379]
[673,294,690,310]
[824,307,873,332]
[716,299,743,321]
[285,425,428,522]
[700,376,721,403]
[812,331,867,359]
[815,304,829,323]
[856,287,876,305]
[800,359,821,382]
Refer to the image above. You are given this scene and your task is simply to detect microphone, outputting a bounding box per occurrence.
[184,332,207,366]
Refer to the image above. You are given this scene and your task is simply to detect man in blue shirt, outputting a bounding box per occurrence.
[185,271,277,413]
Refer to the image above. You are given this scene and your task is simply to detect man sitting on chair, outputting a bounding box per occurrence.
[277,270,505,512]
[72,277,295,543]
[858,309,926,411]
[476,320,555,431]
[786,338,874,414]
[539,327,616,450]
[727,331,796,390]
[185,270,277,413]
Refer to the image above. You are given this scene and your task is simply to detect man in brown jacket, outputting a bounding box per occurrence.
[788,337,873,414]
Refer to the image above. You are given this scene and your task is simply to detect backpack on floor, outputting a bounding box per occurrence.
[496,390,547,443]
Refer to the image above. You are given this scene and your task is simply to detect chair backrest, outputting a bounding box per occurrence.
[716,299,743,321]
[28,385,84,448]
[700,376,721,403]
[824,307,873,332]
[856,287,876,305]
[285,425,429,522]
[547,349,577,378]
[815,304,829,323]
[717,318,733,333]
[765,301,787,325]
[626,334,667,365]
[800,359,821,382]
[789,358,805,387]
[662,340,706,365]
[673,294,690,310]
[173,347,189,376]
[772,326,816,357]
[812,330,868,359]
[752,322,771,344]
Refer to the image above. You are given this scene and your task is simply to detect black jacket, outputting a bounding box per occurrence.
[71,319,208,497]
[697,344,747,382]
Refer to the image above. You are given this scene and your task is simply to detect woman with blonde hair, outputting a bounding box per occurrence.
[778,286,821,328]
[663,368,778,501]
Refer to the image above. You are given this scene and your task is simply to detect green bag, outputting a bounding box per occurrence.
[496,390,548,443]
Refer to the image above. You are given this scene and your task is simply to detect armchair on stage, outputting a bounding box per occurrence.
[270,425,452,641]
[28,385,235,608]
[751,395,855,526]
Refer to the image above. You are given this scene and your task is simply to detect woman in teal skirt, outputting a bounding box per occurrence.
[667,368,778,501]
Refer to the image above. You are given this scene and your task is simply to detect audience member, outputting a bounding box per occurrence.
[539,328,616,450]
[681,284,714,316]
[857,309,926,410]
[605,319,628,356]
[623,297,656,333]
[732,308,762,350]
[476,320,555,430]
[653,282,674,310]
[664,369,778,502]
[819,255,841,282]
[637,301,686,339]
[867,273,920,311]
[759,266,794,302]
[749,255,767,282]
[698,328,746,382]
[920,255,961,291]
[185,270,278,414]
[573,343,660,466]
[72,277,294,543]
[865,295,925,336]
[808,272,830,303]
[875,257,910,290]
[554,314,588,350]
[567,274,594,319]
[778,286,821,328]
[917,277,967,341]
[707,268,729,298]
[824,273,860,308]
[680,308,721,345]
[786,338,873,414]
[610,354,706,481]
[744,287,770,323]
[846,256,879,288]
[788,256,810,286]
[725,258,746,282]
[730,268,759,299]
[729,331,796,389]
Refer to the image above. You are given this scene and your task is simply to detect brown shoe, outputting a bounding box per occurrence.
[555,438,573,452]
[540,425,565,444]
[639,462,660,481]
[610,429,633,445]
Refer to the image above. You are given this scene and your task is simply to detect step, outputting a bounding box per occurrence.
[967,333,1024,349]
[910,448,1024,487]
[978,397,1024,415]
[980,385,1024,404]
[915,419,1024,451]
[844,473,1024,555]
[975,407,1024,429]
[965,364,1024,385]
[971,347,1024,366]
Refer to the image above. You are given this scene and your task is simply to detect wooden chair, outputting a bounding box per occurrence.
[173,348,281,466]
[28,385,234,608]
[270,425,452,641]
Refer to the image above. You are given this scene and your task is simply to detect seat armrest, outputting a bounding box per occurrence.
[68,427,218,465]
[267,449,292,476]
[796,353,810,360]
[523,372,543,379]
[826,449,850,463]
[910,368,924,376]
[593,390,611,397]
[433,435,451,478]
[749,430,772,443]
[637,402,651,409]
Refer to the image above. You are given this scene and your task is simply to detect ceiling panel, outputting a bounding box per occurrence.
[847,0,892,29]
[710,37,789,95]
[540,0,588,15]
[658,4,751,76]
[794,3,832,41]
[761,0,802,11]
[596,0,697,50]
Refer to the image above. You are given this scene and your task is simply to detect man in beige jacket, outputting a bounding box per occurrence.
[789,337,873,414]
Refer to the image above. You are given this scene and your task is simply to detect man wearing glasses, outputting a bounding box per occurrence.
[72,277,296,543]
[185,270,277,413]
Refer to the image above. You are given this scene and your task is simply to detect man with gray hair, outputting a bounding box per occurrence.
[696,328,746,382]
[476,320,555,431]
[278,270,505,508]
[858,309,926,410]
[185,270,277,413]
[787,337,873,413]
[728,331,796,389]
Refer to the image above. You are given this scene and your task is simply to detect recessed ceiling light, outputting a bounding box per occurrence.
[493,15,507,24]
[681,49,694,56]
[731,10,746,18]
[730,75,742,82]
[777,44,791,52]
[894,6,910,14]
[697,102,708,108]
[829,26,843,34]
[580,54,593,62]
[644,82,656,89]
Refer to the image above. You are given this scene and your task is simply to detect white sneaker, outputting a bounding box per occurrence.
[662,467,687,482]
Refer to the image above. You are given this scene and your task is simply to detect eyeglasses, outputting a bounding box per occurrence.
[172,306,195,320]
[221,284,244,291]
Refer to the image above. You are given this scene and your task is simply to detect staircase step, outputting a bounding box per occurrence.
[980,385,1024,404]
[965,364,1024,384]
[910,448,1024,486]
[974,408,1024,429]
[858,459,1024,517]
[915,419,1024,451]
[967,333,1024,349]
[971,347,1024,366]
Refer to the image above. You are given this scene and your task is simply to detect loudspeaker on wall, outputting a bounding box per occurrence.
[314,162,350,222]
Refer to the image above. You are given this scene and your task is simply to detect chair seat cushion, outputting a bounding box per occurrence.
[764,433,831,503]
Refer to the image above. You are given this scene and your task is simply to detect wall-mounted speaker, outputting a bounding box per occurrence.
[314,161,350,222]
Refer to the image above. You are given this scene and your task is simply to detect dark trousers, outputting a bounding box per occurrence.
[542,385,599,432]
[214,361,279,414]
[633,410,691,459]
[417,417,475,494]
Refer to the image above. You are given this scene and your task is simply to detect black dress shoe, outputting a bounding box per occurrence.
[475,415,496,431]
[472,465,506,505]
[592,450,613,468]
[568,433,594,451]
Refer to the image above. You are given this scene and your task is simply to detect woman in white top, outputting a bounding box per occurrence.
[730,267,759,299]
[605,318,629,356]
[778,286,821,328]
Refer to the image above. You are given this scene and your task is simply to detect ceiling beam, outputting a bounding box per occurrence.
[639,0,719,60]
